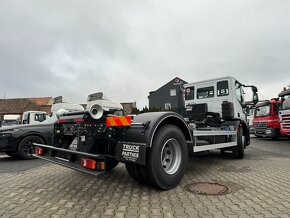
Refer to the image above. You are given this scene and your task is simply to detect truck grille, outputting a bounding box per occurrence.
[281,114,290,131]
[254,121,267,131]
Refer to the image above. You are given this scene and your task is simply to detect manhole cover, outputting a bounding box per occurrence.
[184,182,230,196]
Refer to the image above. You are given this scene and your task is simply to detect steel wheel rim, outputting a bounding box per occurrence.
[160,138,182,175]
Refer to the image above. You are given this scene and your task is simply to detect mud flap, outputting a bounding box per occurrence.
[115,142,147,165]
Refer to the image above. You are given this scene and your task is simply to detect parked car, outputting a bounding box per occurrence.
[0,115,57,159]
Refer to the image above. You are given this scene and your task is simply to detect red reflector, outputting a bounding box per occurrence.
[35,147,44,155]
[81,158,96,170]
[58,119,67,123]
[74,118,84,123]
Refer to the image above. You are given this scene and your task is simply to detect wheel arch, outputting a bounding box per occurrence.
[150,115,192,147]
[18,133,47,145]
[119,112,192,148]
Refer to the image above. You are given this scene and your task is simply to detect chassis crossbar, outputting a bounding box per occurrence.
[33,143,104,159]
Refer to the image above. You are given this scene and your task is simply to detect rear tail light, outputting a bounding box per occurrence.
[81,158,96,170]
[35,147,44,155]
[80,158,106,171]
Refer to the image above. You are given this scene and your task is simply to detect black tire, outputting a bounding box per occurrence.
[220,148,226,155]
[125,163,145,184]
[234,126,245,159]
[106,159,119,172]
[142,125,188,190]
[17,135,45,160]
[5,152,20,159]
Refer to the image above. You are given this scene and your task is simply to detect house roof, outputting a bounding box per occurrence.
[29,97,52,106]
[0,97,52,115]
[149,77,188,94]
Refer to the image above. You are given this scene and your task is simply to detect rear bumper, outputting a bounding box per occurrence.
[32,143,107,176]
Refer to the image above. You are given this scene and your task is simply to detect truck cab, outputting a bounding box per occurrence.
[22,111,48,125]
[279,87,290,136]
[253,99,282,139]
[184,77,254,121]
[184,76,258,145]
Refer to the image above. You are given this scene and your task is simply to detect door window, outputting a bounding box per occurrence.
[197,86,214,99]
[217,81,229,96]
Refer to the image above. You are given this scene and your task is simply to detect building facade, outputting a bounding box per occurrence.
[0,97,53,122]
[148,77,187,115]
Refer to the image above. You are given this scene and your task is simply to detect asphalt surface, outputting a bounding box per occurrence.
[0,154,48,174]
[250,136,290,157]
[0,136,289,217]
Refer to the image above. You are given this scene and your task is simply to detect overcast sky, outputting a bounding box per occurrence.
[0,0,289,108]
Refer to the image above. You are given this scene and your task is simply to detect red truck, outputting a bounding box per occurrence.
[253,98,285,139]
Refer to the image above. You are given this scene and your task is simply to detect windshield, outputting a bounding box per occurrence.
[42,115,57,124]
[255,105,270,117]
[281,94,290,110]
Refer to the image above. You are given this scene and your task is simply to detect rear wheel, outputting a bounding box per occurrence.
[125,163,145,184]
[233,126,245,159]
[142,125,188,190]
[17,135,45,160]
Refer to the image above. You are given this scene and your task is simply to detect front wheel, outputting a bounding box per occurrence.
[143,125,188,190]
[233,126,245,159]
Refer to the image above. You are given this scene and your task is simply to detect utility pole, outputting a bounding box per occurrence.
[3,91,6,99]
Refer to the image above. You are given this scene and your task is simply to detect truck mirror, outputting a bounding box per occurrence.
[253,93,259,104]
[252,86,258,93]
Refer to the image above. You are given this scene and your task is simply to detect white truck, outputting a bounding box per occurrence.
[278,86,290,136]
[33,77,258,190]
[21,111,48,125]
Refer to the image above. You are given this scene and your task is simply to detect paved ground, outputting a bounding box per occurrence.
[0,137,289,218]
